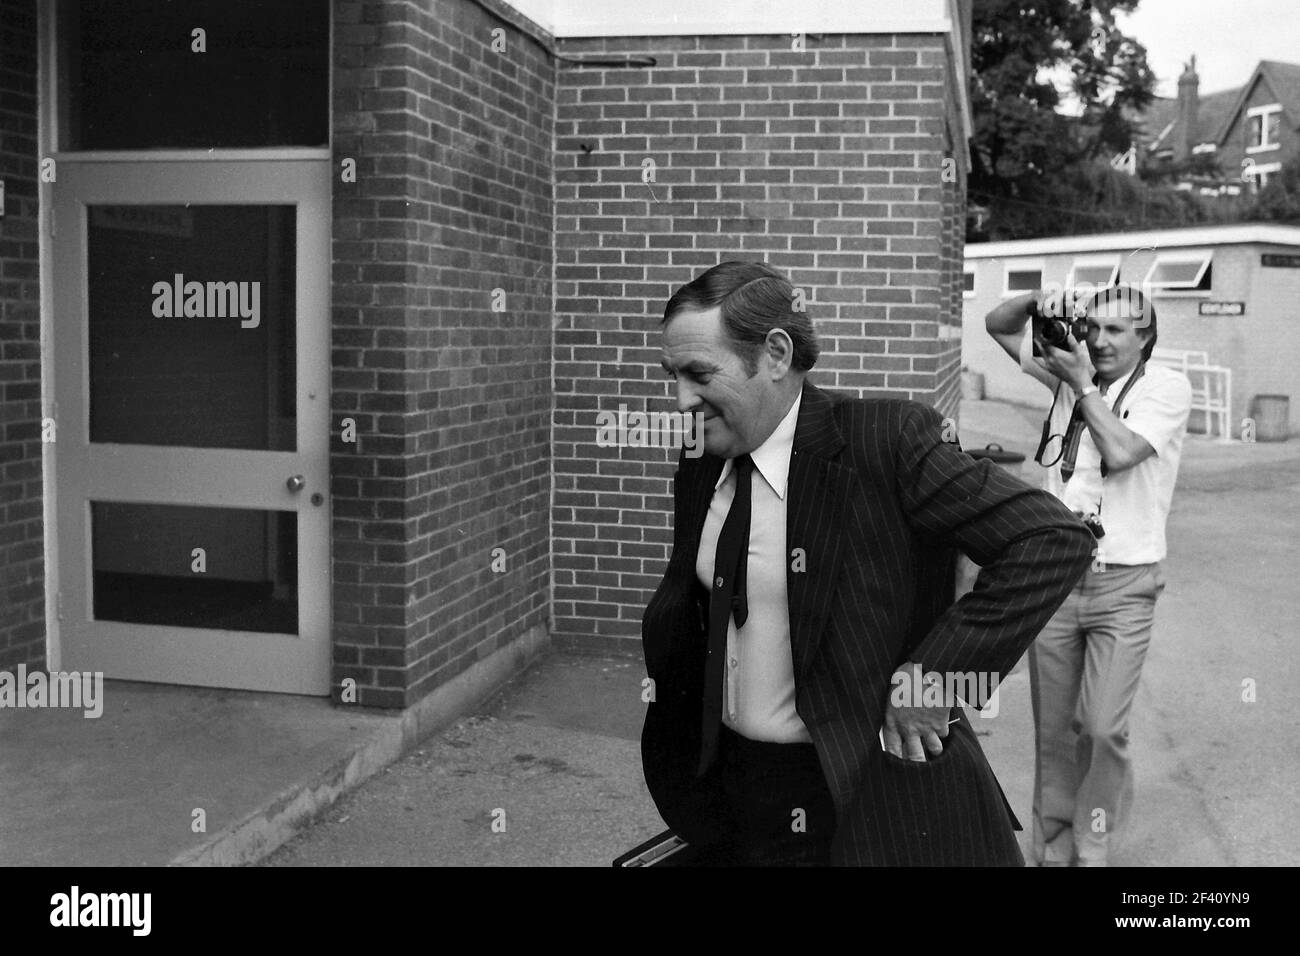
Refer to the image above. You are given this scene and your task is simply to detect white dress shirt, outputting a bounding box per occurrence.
[1020,332,1193,565]
[695,391,811,743]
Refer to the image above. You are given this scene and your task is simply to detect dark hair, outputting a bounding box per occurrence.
[662,261,820,375]
[1083,283,1158,362]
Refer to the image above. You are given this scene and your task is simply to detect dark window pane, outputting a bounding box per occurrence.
[1248,115,1263,148]
[92,502,298,634]
[1007,269,1041,292]
[1072,265,1115,286]
[87,205,296,451]
[59,0,329,150]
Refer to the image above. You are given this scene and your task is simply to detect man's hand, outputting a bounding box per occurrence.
[883,662,951,762]
[1034,331,1095,395]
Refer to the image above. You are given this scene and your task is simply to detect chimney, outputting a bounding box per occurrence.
[1176,54,1200,164]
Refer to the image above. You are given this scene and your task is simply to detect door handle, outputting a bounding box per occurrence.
[286,474,306,493]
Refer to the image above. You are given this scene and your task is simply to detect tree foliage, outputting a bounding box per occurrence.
[1245,158,1300,223]
[980,157,1218,237]
[967,2,1300,239]
[968,0,1164,241]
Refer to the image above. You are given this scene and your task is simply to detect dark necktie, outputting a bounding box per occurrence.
[698,453,754,777]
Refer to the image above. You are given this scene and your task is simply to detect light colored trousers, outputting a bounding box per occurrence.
[1028,561,1165,865]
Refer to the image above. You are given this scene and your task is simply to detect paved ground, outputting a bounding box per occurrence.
[262,400,1300,867]
[972,400,1300,866]
[0,680,394,866]
[4,397,1295,867]
[260,655,662,866]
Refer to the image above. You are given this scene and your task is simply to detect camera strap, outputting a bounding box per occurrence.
[1058,359,1146,483]
[1099,359,1147,479]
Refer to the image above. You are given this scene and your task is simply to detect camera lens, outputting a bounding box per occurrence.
[1041,320,1066,345]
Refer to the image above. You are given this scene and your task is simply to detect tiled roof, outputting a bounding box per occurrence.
[1131,59,1300,154]
[1134,87,1243,152]
[1195,86,1248,145]
[1132,96,1178,151]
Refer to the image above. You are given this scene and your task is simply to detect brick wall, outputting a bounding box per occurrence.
[2,2,972,693]
[938,65,968,426]
[0,0,45,671]
[551,33,966,653]
[938,176,964,419]
[330,0,554,706]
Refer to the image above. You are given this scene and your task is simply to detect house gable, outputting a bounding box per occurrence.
[1214,63,1300,185]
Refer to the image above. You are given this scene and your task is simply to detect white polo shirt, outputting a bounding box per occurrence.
[1020,332,1192,565]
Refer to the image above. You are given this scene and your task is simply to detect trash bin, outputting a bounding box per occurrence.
[1247,394,1290,442]
[955,443,1027,598]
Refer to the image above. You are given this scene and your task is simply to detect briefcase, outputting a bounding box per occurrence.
[612,830,698,867]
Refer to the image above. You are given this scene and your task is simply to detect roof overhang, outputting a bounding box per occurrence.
[965,224,1300,258]
[505,0,955,37]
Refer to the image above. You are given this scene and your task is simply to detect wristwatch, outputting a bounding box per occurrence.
[1074,384,1099,400]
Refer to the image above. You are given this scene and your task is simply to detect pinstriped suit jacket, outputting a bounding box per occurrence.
[641,379,1095,866]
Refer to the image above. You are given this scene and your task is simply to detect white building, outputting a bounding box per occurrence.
[963,224,1300,438]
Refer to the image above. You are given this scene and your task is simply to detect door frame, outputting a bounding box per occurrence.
[37,3,335,694]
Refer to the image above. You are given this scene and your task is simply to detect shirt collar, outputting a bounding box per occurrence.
[713,391,802,500]
[1099,362,1140,406]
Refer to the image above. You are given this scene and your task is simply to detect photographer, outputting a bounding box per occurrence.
[985,284,1192,866]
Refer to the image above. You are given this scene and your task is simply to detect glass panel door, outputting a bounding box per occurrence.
[51,162,330,694]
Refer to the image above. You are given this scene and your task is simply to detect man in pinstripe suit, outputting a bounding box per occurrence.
[641,262,1094,865]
